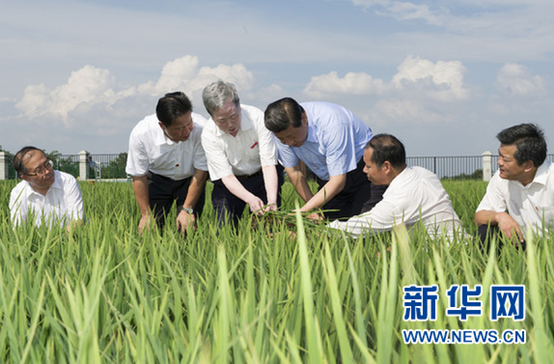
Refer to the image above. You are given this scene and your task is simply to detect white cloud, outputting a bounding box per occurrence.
[302,56,468,103]
[303,71,388,98]
[376,2,447,26]
[15,56,257,126]
[392,56,469,101]
[495,63,546,96]
[371,98,447,125]
[16,65,122,124]
[349,0,448,26]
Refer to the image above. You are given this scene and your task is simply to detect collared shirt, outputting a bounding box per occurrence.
[276,102,373,181]
[328,166,462,239]
[125,113,208,180]
[202,104,278,181]
[9,170,84,228]
[476,160,554,233]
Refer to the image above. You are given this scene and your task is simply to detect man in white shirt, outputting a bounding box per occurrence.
[201,81,283,227]
[328,134,462,239]
[126,92,209,233]
[475,123,553,250]
[9,146,84,230]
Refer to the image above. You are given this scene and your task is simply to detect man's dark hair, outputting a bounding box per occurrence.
[13,146,44,175]
[496,123,547,167]
[264,97,304,133]
[156,92,193,128]
[366,134,406,169]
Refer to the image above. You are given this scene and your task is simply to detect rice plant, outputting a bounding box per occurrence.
[0,179,552,363]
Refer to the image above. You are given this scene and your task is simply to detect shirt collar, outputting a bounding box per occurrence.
[154,125,180,146]
[305,111,318,143]
[530,160,551,186]
[26,170,62,198]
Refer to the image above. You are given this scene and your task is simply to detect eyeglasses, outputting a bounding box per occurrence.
[25,160,54,177]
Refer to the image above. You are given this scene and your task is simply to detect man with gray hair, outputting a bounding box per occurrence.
[201,80,283,227]
[9,146,84,230]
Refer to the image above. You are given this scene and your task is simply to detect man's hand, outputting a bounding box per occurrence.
[264,203,278,213]
[138,214,154,234]
[248,196,266,215]
[496,212,524,243]
[176,210,196,233]
[306,212,323,221]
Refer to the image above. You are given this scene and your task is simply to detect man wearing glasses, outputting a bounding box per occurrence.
[9,146,84,230]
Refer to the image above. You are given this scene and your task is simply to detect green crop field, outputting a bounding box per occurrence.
[0,179,553,363]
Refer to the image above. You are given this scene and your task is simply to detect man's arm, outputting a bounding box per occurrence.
[176,169,208,232]
[221,174,266,215]
[285,166,314,203]
[131,175,153,233]
[261,165,279,211]
[64,175,85,231]
[474,210,524,242]
[300,174,346,213]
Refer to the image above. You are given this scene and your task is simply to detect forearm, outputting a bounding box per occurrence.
[221,175,259,204]
[261,165,278,205]
[131,175,151,217]
[474,210,501,226]
[182,170,208,210]
[301,174,346,212]
[286,167,314,203]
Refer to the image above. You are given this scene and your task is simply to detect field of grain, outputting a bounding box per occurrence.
[0,179,552,363]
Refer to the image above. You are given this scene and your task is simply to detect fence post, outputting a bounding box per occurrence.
[482,151,493,182]
[0,152,7,180]
[79,150,90,180]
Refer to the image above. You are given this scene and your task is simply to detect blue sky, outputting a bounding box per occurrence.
[1,0,553,156]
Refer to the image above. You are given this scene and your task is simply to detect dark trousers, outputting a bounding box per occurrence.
[477,225,526,252]
[148,172,205,229]
[212,165,284,227]
[316,159,387,220]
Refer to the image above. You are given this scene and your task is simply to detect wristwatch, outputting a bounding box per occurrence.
[181,206,194,214]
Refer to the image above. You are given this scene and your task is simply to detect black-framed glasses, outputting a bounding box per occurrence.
[25,160,54,177]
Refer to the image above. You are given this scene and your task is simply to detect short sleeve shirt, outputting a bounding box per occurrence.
[125,113,208,180]
[275,102,373,181]
[328,167,462,239]
[9,170,84,228]
[202,104,278,181]
[476,161,554,233]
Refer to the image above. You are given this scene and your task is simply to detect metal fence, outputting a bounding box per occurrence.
[2,153,129,180]
[406,156,483,180]
[407,154,554,180]
[3,152,554,181]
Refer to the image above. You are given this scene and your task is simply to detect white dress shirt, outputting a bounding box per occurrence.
[201,104,278,181]
[328,166,462,239]
[476,160,554,234]
[125,113,208,180]
[9,170,84,228]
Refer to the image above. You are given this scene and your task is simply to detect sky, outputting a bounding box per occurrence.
[1,0,553,156]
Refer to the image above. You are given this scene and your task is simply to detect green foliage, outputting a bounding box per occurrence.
[0,180,552,363]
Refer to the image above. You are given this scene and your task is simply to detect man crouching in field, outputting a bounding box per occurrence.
[9,146,84,231]
[328,134,462,239]
[475,123,554,251]
[126,92,209,234]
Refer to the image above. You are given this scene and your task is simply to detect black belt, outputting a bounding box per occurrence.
[236,169,261,180]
